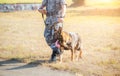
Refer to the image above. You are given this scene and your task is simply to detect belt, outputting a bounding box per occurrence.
[46,12,65,18]
[47,12,57,16]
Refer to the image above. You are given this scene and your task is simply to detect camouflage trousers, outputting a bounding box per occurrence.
[44,22,63,49]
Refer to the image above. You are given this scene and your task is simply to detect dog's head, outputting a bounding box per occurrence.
[54,27,72,49]
[53,27,63,44]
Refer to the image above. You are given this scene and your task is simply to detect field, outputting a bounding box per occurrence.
[0,0,120,7]
[0,8,120,76]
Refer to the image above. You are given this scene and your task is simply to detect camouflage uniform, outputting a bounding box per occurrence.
[41,0,67,61]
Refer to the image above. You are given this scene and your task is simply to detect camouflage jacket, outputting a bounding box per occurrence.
[41,0,67,25]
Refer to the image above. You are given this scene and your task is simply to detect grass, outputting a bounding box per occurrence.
[85,0,120,7]
[0,8,120,76]
[0,0,120,8]
[0,11,51,62]
[0,0,73,7]
[0,0,72,4]
[0,0,42,3]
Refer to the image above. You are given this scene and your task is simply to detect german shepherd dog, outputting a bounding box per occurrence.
[54,27,82,63]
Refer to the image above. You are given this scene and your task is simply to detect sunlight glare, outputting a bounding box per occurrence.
[86,0,113,3]
[98,0,113,2]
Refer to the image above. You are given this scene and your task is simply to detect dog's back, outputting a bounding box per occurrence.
[69,32,81,50]
[60,31,82,62]
[60,31,81,51]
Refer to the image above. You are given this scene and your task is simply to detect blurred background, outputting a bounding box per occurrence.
[0,0,120,76]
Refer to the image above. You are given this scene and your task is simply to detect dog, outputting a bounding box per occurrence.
[54,27,82,63]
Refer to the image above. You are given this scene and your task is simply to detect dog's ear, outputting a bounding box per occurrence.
[53,27,62,41]
[58,27,62,34]
[58,27,63,44]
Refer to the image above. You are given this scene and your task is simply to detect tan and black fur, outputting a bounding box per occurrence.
[54,28,82,63]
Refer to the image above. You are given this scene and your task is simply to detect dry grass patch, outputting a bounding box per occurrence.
[0,10,120,76]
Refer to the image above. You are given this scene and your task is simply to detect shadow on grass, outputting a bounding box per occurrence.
[0,59,49,70]
[0,58,21,66]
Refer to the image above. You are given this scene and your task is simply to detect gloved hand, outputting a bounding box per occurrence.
[57,18,64,23]
[38,9,47,15]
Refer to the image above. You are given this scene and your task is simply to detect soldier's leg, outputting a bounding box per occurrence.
[44,26,57,61]
[52,22,63,55]
[49,23,63,61]
[44,23,63,62]
[50,44,61,61]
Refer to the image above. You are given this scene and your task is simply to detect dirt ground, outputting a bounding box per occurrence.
[0,59,75,76]
[0,10,120,76]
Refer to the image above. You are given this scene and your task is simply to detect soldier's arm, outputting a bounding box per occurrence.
[60,0,67,17]
[58,0,67,23]
[61,4,66,18]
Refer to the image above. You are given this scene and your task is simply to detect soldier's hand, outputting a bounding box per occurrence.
[38,9,47,15]
[58,18,64,23]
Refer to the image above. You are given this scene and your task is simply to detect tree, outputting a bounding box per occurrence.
[71,0,85,7]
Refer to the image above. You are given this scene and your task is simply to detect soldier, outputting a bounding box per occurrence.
[38,0,67,62]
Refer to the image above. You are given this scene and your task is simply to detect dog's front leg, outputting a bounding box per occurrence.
[59,47,64,63]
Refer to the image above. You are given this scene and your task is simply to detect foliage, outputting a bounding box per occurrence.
[72,0,85,6]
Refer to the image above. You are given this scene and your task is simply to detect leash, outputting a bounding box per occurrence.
[41,13,46,25]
